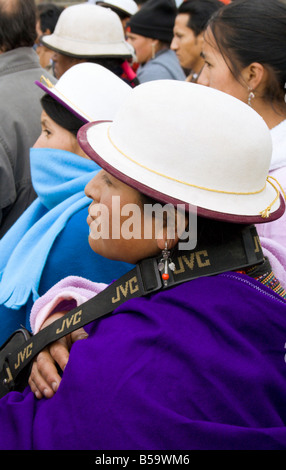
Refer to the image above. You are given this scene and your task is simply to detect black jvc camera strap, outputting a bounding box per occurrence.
[0,225,264,398]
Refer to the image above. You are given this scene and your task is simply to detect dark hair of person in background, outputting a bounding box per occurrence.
[178,0,224,36]
[0,0,37,52]
[207,0,286,107]
[37,3,64,35]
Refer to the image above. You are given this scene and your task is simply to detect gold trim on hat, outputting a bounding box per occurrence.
[40,75,93,122]
[40,75,54,88]
[106,126,285,218]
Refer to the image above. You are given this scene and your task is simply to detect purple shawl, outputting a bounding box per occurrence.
[0,272,286,450]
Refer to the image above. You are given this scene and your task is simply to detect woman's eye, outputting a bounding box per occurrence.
[200,53,212,68]
[43,129,51,136]
[204,61,212,68]
[102,174,112,186]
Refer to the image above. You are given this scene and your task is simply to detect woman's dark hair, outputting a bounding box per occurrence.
[41,94,84,137]
[0,0,37,52]
[207,0,286,103]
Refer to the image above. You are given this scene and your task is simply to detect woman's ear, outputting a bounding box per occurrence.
[151,38,160,47]
[156,231,180,252]
[242,62,265,91]
[156,208,189,251]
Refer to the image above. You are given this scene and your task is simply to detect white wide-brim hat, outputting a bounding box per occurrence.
[78,80,285,223]
[35,62,132,123]
[97,0,138,16]
[41,4,133,59]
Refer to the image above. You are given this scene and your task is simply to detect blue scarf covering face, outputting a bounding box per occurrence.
[0,147,99,309]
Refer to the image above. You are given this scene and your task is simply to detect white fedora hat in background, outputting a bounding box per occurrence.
[78,80,285,224]
[96,0,138,16]
[41,3,133,59]
[35,62,132,123]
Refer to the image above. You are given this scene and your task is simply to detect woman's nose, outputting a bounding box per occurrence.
[84,171,102,200]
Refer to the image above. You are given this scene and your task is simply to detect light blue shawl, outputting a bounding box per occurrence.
[0,147,99,309]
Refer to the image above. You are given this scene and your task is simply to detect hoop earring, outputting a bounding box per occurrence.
[248,89,255,107]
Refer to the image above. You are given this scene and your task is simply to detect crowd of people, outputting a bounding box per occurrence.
[0,0,285,451]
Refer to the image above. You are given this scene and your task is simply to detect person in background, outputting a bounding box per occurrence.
[0,80,285,450]
[40,3,137,86]
[0,63,133,345]
[35,2,64,73]
[96,0,138,32]
[0,0,55,238]
[126,0,186,83]
[171,0,223,82]
[94,0,139,80]
[197,0,286,287]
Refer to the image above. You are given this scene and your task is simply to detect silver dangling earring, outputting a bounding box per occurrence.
[248,88,255,107]
[158,242,175,286]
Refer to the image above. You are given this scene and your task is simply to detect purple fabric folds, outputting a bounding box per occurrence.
[0,272,285,450]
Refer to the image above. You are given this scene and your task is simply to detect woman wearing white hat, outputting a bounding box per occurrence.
[0,63,133,346]
[41,3,138,86]
[198,0,286,288]
[1,80,285,450]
